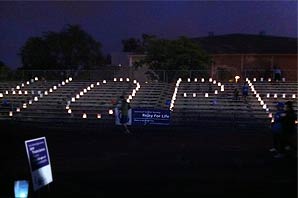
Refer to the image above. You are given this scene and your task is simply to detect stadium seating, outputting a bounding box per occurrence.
[0,76,297,127]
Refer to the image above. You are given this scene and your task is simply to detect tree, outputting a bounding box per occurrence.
[19,24,104,70]
[122,34,156,53]
[122,38,143,52]
[144,36,211,70]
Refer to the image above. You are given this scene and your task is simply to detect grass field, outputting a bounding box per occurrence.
[0,121,297,198]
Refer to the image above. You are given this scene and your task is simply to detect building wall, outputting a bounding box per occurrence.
[211,54,297,81]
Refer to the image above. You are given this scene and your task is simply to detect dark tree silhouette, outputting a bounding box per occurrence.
[20,24,104,70]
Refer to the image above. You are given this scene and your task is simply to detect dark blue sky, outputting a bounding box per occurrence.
[0,1,297,69]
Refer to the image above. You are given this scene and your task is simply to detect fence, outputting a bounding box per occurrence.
[0,68,296,82]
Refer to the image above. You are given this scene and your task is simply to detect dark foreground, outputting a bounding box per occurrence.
[0,121,297,198]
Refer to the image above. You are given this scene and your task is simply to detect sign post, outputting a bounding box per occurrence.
[25,137,53,191]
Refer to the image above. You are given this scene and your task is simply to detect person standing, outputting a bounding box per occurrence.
[269,102,286,158]
[281,101,297,152]
[242,82,249,102]
[119,95,131,134]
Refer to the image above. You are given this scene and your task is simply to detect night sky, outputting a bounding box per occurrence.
[0,1,297,69]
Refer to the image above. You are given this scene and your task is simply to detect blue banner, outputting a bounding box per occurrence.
[25,138,49,171]
[132,108,170,125]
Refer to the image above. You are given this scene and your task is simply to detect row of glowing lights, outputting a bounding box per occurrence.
[113,77,131,82]
[251,77,286,82]
[170,78,182,111]
[247,79,270,112]
[66,79,140,119]
[7,77,73,117]
[186,77,220,83]
[170,78,224,111]
[0,77,40,97]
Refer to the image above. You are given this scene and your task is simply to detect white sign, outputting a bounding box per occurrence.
[25,137,53,191]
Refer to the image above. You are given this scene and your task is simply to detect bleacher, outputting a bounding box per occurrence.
[1,76,297,127]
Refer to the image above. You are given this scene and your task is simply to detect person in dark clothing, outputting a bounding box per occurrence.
[269,102,286,158]
[242,82,249,102]
[233,88,240,100]
[281,101,297,151]
[118,95,131,134]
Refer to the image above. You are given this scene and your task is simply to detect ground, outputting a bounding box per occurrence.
[0,121,297,198]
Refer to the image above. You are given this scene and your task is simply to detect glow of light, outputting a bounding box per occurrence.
[12,91,16,94]
[24,91,28,95]
[114,78,117,82]
[71,97,75,102]
[235,76,240,83]
[193,93,196,97]
[83,89,87,93]
[201,78,205,82]
[220,85,224,92]
[65,79,69,83]
[69,77,72,81]
[133,80,137,84]
[282,78,286,82]
[126,78,130,82]
[194,78,197,82]
[103,80,106,84]
[253,78,256,82]
[183,93,187,97]
[18,91,22,95]
[16,107,20,112]
[28,100,32,104]
[62,81,65,85]
[295,120,298,124]
[76,94,80,99]
[82,113,87,119]
[274,94,277,98]
[120,78,123,82]
[44,91,48,95]
[109,109,113,115]
[0,93,3,97]
[213,80,216,84]
[260,100,264,105]
[97,114,101,119]
[266,108,269,112]
[86,86,90,90]
[66,106,69,110]
[68,109,72,114]
[258,97,261,101]
[214,90,218,94]
[58,84,61,87]
[263,104,267,109]
[16,85,20,89]
[34,77,38,81]
[245,78,249,81]
[292,94,296,99]
[5,90,8,94]
[260,77,263,82]
[126,99,130,103]
[49,88,53,93]
[205,93,209,97]
[80,91,84,96]
[282,94,286,98]
[209,78,212,82]
[53,86,57,90]
[31,79,34,83]
[268,78,271,82]
[271,118,274,123]
[9,111,13,117]
[34,97,38,101]
[26,81,30,85]
[129,95,132,100]
[14,180,29,198]
[23,103,27,109]
[90,84,94,88]
[267,93,270,98]
[268,113,272,118]
[187,78,190,82]
[21,83,24,87]
[96,82,100,85]
[256,94,259,98]
[39,94,43,98]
